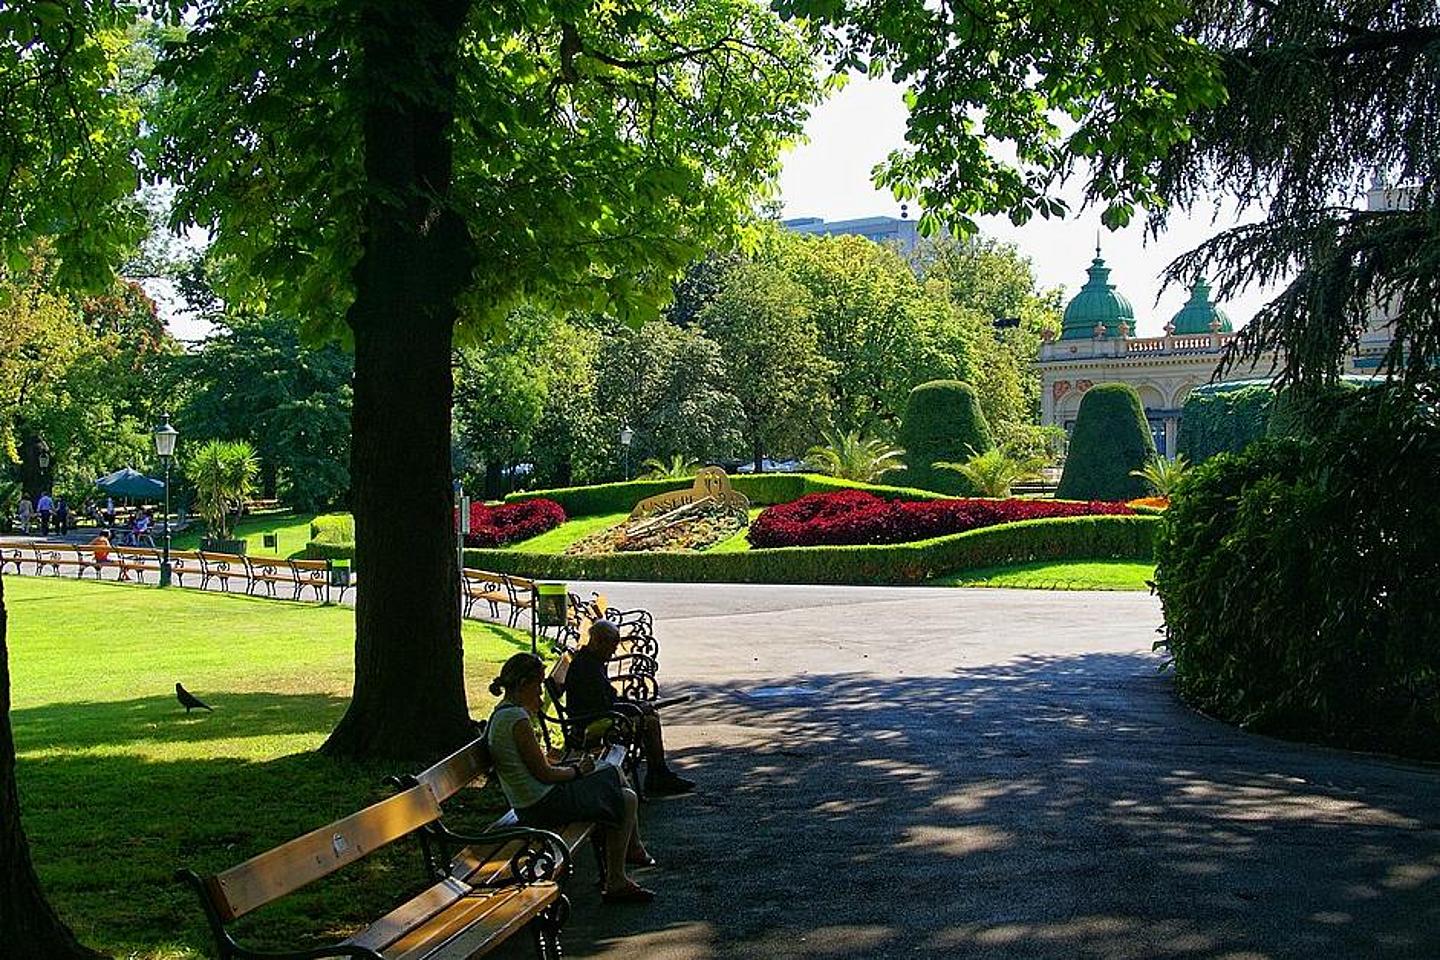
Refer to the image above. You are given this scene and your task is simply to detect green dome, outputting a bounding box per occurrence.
[1169,278,1232,335]
[1061,247,1134,340]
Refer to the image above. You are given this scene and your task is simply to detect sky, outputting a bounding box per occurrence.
[777,75,1278,336]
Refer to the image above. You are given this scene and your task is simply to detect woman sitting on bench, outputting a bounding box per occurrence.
[487,653,657,904]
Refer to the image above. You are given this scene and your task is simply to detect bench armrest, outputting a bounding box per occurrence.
[175,868,386,960]
[605,653,658,677]
[428,823,571,883]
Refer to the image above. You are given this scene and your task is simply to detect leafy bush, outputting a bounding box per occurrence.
[640,454,701,480]
[302,541,355,561]
[939,448,1044,498]
[1130,454,1190,497]
[1156,380,1440,757]
[186,439,260,539]
[462,499,566,548]
[1055,383,1154,501]
[467,514,1159,584]
[805,429,906,482]
[896,380,993,494]
[1175,383,1273,462]
[309,513,354,544]
[749,490,1133,547]
[505,473,948,516]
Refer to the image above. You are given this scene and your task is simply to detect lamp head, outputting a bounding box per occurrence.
[153,419,179,459]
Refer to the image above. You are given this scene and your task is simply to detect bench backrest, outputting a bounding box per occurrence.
[411,732,493,803]
[203,783,440,922]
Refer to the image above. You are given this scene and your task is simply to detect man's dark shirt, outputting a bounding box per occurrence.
[566,648,616,718]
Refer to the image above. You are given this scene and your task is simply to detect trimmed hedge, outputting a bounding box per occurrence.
[464,514,1158,584]
[505,473,948,517]
[749,490,1133,547]
[304,512,355,560]
[1156,380,1440,758]
[1175,383,1273,462]
[896,379,993,495]
[1056,383,1155,501]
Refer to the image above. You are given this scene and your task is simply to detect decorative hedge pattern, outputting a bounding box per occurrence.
[462,499,566,548]
[749,490,1134,547]
[504,472,948,517]
[465,514,1159,585]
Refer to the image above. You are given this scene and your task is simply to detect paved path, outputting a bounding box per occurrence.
[512,583,1440,959]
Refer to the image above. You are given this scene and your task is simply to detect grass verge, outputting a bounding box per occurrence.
[6,575,523,959]
[170,511,318,559]
[934,559,1156,590]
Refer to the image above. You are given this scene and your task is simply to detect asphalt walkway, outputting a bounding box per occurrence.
[524,583,1440,959]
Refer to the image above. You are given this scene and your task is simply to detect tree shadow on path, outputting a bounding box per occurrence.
[533,652,1440,960]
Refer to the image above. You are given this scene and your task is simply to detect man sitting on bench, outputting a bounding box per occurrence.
[570,620,695,797]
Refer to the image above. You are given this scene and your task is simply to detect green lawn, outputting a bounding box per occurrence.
[5,575,524,959]
[170,510,318,558]
[934,559,1156,591]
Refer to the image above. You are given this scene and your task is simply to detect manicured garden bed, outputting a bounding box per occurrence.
[466,514,1159,584]
[748,490,1133,547]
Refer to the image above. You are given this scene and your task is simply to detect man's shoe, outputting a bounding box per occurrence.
[644,771,695,796]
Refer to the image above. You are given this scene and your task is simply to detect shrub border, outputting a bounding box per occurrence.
[463,514,1158,585]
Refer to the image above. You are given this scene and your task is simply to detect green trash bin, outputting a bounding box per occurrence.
[535,581,568,629]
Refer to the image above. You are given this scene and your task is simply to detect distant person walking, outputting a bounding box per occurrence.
[54,496,69,534]
[17,496,32,534]
[36,491,53,535]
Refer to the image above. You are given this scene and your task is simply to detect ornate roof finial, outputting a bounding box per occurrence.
[1095,231,1102,259]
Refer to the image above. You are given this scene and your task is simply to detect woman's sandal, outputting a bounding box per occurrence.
[626,851,657,867]
[602,882,656,905]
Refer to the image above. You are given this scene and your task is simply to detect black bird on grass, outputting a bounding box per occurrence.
[176,683,214,713]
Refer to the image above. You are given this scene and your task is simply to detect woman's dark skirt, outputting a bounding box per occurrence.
[516,764,627,829]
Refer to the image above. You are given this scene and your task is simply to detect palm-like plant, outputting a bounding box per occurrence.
[805,429,906,482]
[1130,454,1191,497]
[938,447,1045,498]
[187,439,260,539]
[640,454,701,480]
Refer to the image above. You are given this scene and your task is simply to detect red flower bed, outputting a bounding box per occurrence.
[459,499,567,548]
[748,490,1133,548]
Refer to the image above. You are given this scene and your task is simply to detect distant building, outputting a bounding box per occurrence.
[1037,184,1399,455]
[781,211,920,252]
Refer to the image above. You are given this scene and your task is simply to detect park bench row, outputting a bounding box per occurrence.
[180,646,662,959]
[1,541,348,602]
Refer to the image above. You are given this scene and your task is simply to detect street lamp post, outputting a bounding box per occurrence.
[153,419,178,587]
[619,424,634,480]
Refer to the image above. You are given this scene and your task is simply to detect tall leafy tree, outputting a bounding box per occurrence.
[767,230,974,438]
[1,3,150,954]
[178,313,353,511]
[785,0,1438,387]
[151,1,819,758]
[701,261,834,470]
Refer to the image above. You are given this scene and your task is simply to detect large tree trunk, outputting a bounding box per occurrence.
[0,572,107,957]
[321,0,478,761]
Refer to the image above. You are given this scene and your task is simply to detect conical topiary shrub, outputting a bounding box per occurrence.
[896,380,993,495]
[1055,383,1155,501]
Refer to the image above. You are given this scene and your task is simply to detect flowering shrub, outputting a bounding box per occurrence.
[1128,497,1170,510]
[461,499,566,547]
[748,490,1133,547]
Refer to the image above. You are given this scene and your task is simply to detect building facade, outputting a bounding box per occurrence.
[781,212,920,252]
[1038,186,1399,455]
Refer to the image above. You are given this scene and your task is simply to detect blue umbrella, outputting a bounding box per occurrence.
[95,467,165,499]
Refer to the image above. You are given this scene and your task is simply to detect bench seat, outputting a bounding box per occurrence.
[343,877,561,959]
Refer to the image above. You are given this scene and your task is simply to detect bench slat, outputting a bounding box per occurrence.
[414,739,491,804]
[208,784,441,921]
[385,881,558,960]
[344,877,473,952]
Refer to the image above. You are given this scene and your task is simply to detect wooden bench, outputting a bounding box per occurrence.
[198,550,248,593]
[562,593,659,661]
[0,542,25,575]
[398,732,627,894]
[460,570,535,627]
[33,544,104,579]
[246,555,332,601]
[115,546,202,586]
[176,782,570,960]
